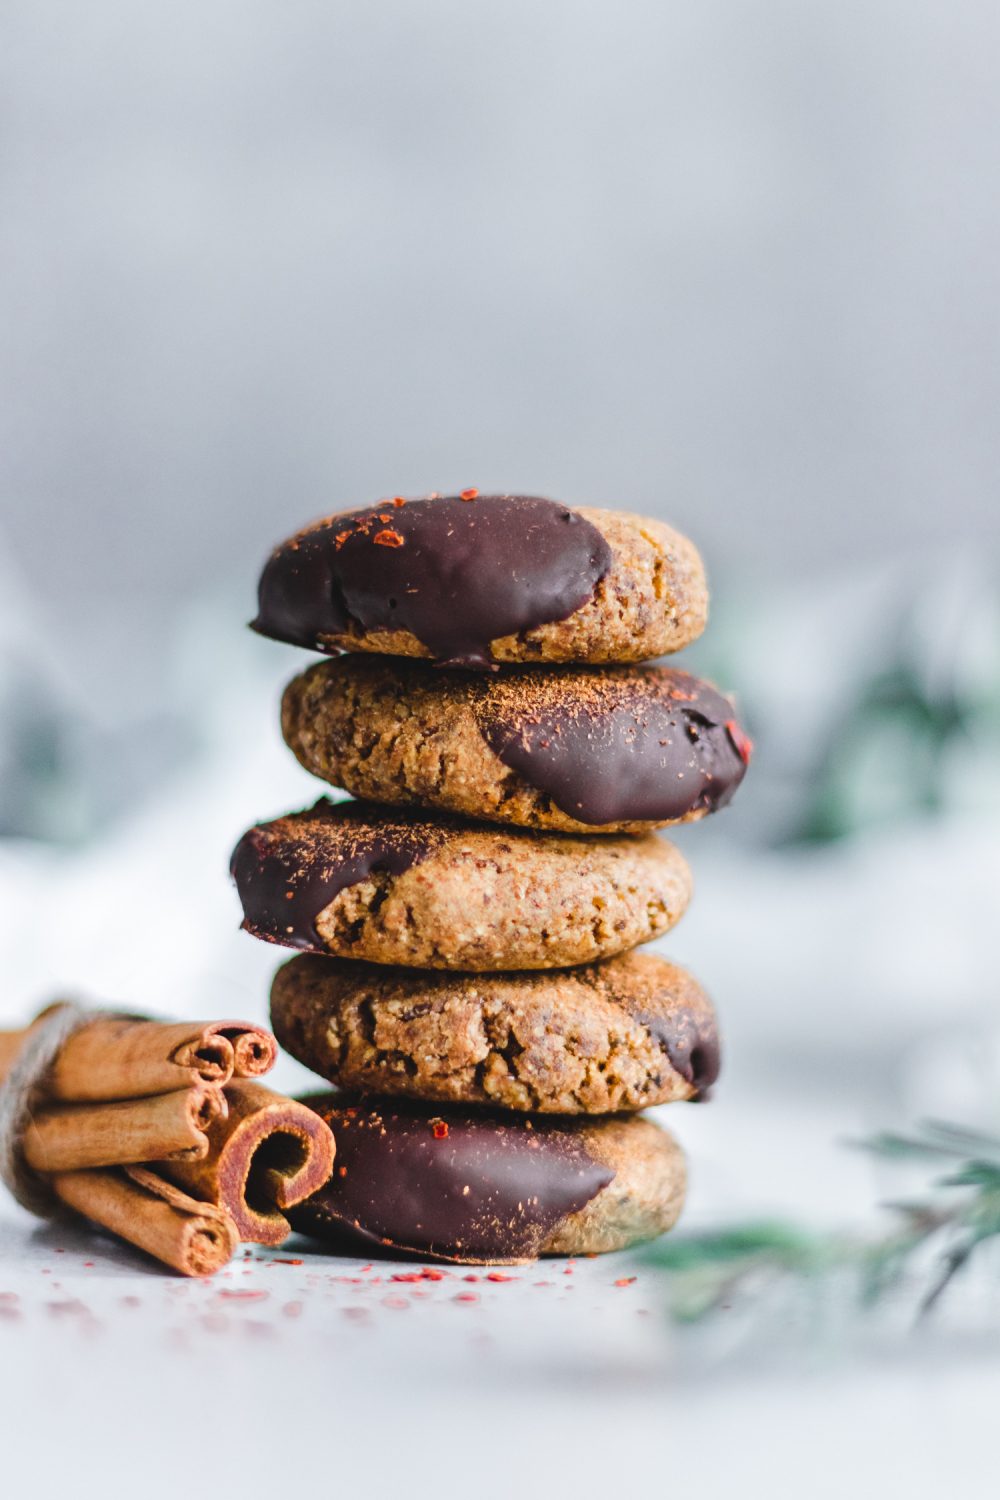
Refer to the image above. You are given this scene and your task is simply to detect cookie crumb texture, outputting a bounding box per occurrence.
[233,800,692,970]
[282,656,749,835]
[289,1093,686,1261]
[271,951,719,1113]
[253,497,707,666]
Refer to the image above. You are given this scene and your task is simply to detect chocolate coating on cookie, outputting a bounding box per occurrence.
[252,494,613,669]
[475,665,749,825]
[230,798,447,950]
[287,1094,614,1263]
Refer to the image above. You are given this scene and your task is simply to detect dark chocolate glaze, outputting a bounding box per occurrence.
[229,799,447,951]
[476,666,750,825]
[631,1003,720,1098]
[251,494,613,669]
[287,1094,614,1263]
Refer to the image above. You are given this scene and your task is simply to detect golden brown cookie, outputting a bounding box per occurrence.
[251,494,707,668]
[282,656,752,835]
[270,950,719,1112]
[230,798,691,971]
[288,1092,686,1262]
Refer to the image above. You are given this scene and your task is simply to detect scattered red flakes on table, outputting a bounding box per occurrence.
[534,1282,550,1288]
[460,489,478,500]
[454,1293,478,1303]
[120,1297,141,1308]
[382,1296,409,1309]
[214,1290,268,1302]
[563,1268,574,1275]
[614,1277,637,1287]
[390,1273,424,1283]
[273,1259,303,1265]
[0,1293,19,1303]
[374,529,404,548]
[462,1275,480,1282]
[486,1274,519,1283]
[283,1302,303,1317]
[359,1264,373,1272]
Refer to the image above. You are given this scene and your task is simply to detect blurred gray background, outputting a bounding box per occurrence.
[2,0,999,630]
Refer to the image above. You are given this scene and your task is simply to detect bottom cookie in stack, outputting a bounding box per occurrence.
[271,950,718,1262]
[288,1093,686,1265]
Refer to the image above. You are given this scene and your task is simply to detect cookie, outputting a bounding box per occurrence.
[230,798,692,971]
[251,493,707,668]
[282,656,752,835]
[287,1093,686,1262]
[270,950,719,1112]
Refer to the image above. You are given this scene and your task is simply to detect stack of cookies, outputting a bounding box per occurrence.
[231,493,750,1265]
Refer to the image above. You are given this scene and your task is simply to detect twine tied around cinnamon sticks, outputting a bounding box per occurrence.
[0,1003,335,1276]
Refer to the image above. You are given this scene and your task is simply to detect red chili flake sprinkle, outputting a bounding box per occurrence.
[563,1268,574,1275]
[273,1259,303,1265]
[486,1273,519,1283]
[55,1249,65,1254]
[460,488,478,500]
[725,720,753,765]
[283,1302,303,1317]
[338,1166,347,1176]
[374,528,405,547]
[432,1121,449,1139]
[454,1293,478,1303]
[614,1277,637,1287]
[334,530,352,549]
[0,1293,19,1304]
[463,1275,480,1282]
[390,1273,424,1283]
[393,496,406,506]
[420,1270,445,1281]
[214,1290,268,1302]
[83,1263,93,1268]
[382,1296,409,1309]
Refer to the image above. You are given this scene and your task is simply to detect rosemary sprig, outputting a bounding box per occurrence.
[642,1119,1000,1322]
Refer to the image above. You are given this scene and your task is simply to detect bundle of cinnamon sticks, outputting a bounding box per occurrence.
[0,1006,335,1276]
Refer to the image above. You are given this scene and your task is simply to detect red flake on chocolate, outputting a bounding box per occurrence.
[333,531,352,549]
[725,719,753,765]
[393,496,406,506]
[374,529,405,547]
[432,1120,449,1139]
[460,488,478,500]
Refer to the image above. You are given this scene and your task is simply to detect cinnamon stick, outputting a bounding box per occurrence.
[23,1083,228,1173]
[159,1080,335,1245]
[43,1017,277,1101]
[52,1166,239,1276]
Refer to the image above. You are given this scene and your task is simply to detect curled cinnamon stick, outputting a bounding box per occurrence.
[44,1017,278,1101]
[160,1080,336,1245]
[52,1166,239,1276]
[23,1083,228,1173]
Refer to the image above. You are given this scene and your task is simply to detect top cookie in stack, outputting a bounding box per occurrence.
[230,493,751,1263]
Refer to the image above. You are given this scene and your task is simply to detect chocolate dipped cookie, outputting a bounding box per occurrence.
[288,1093,686,1262]
[282,656,752,835]
[271,950,719,1112]
[230,799,691,971]
[252,494,707,668]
